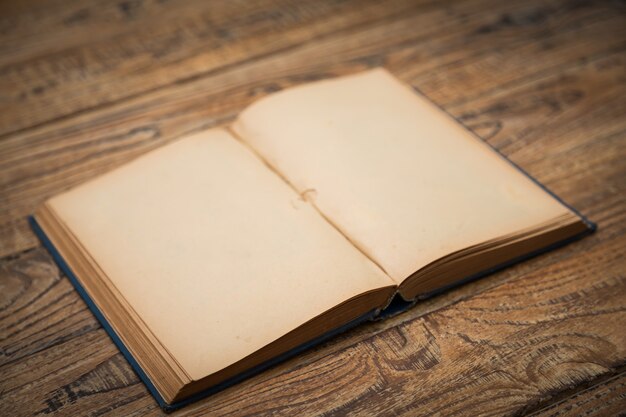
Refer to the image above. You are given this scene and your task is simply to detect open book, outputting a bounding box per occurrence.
[31,69,594,410]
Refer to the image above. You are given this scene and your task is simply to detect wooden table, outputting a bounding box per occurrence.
[1,0,625,415]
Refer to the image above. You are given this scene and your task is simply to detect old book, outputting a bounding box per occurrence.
[31,69,594,411]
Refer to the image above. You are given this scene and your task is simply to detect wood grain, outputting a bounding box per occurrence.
[529,371,626,416]
[0,0,624,415]
[2,0,625,258]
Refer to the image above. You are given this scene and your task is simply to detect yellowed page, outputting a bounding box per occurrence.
[233,69,571,282]
[48,129,393,380]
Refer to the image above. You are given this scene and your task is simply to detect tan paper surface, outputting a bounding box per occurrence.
[233,69,569,282]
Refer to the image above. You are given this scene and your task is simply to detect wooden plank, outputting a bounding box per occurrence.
[0,0,424,137]
[0,249,99,369]
[0,0,262,65]
[0,214,623,415]
[1,52,624,413]
[2,0,622,140]
[1,1,625,415]
[1,0,624,258]
[528,371,626,416]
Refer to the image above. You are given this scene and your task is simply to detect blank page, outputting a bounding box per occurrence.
[233,69,571,282]
[48,129,393,380]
